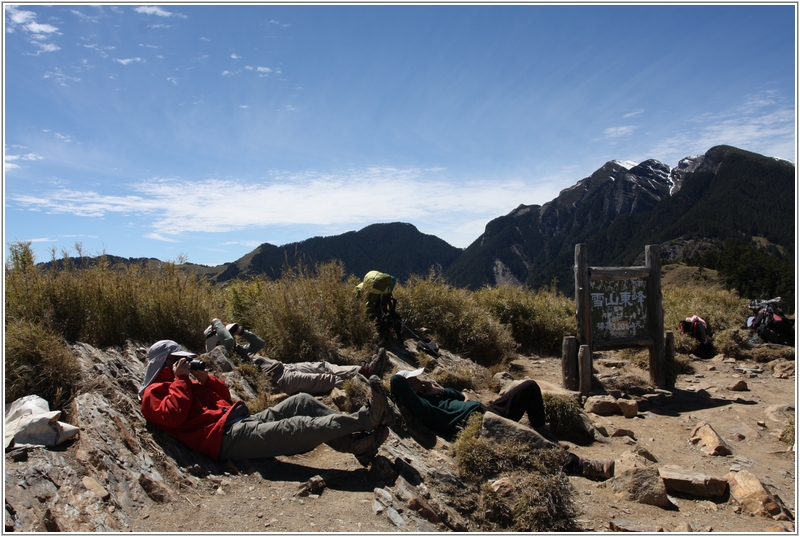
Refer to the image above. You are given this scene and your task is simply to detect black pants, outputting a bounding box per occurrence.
[481,379,546,428]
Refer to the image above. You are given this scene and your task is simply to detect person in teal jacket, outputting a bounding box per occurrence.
[389,368,614,480]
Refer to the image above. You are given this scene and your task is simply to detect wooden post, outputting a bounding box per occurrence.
[574,244,591,349]
[562,336,579,390]
[665,330,675,388]
[579,345,592,396]
[645,245,666,387]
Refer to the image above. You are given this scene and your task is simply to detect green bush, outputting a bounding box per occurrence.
[394,273,518,366]
[475,283,574,356]
[5,242,214,351]
[5,319,81,409]
[225,261,376,363]
[542,393,582,435]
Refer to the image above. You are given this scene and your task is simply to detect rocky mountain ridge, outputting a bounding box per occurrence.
[37,145,795,297]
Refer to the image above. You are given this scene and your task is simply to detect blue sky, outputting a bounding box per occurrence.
[4,4,796,267]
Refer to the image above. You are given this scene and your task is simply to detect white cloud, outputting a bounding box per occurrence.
[6,6,36,25]
[134,6,185,18]
[221,70,240,76]
[231,53,240,59]
[114,57,144,65]
[144,232,179,242]
[603,125,636,138]
[43,68,80,85]
[26,22,59,34]
[623,109,644,118]
[649,91,795,164]
[7,167,557,248]
[6,6,61,54]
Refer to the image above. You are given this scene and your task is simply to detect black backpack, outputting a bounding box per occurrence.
[752,304,795,345]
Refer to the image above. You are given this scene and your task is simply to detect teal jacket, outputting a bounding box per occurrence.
[390,374,482,438]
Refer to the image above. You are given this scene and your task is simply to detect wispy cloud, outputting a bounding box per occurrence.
[602,125,636,138]
[114,57,144,65]
[83,43,115,58]
[4,151,44,171]
[650,90,795,164]
[7,167,556,247]
[623,109,644,118]
[133,6,187,19]
[5,6,61,54]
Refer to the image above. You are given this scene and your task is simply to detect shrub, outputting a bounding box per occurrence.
[5,319,81,409]
[475,283,574,356]
[541,393,582,435]
[394,273,518,366]
[663,283,750,349]
[225,261,376,363]
[5,241,215,351]
[780,416,794,445]
[450,413,579,531]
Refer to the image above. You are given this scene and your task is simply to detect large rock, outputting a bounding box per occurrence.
[728,469,791,518]
[607,465,671,508]
[658,465,728,498]
[584,395,620,415]
[480,412,559,450]
[690,421,732,456]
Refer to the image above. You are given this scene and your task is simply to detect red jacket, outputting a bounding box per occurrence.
[140,367,246,460]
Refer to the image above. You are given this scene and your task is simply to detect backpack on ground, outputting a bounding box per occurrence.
[752,303,794,345]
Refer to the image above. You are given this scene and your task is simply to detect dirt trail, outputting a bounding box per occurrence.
[129,349,795,533]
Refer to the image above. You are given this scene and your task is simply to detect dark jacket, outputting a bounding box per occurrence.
[390,374,482,438]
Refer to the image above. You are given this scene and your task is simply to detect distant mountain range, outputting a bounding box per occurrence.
[43,145,795,301]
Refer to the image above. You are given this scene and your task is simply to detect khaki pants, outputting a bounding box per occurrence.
[218,393,370,460]
[276,362,362,396]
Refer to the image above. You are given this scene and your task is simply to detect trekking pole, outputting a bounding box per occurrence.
[396,318,439,357]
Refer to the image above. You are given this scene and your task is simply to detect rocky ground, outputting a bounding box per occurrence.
[4,336,796,533]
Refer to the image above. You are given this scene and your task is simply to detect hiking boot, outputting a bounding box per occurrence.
[352,425,390,466]
[359,347,387,377]
[581,458,615,480]
[362,375,390,429]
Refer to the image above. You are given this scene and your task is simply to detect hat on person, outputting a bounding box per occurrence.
[396,368,425,379]
[138,340,196,400]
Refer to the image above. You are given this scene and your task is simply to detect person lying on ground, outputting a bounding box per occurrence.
[204,318,265,360]
[252,348,387,397]
[205,319,387,396]
[139,340,391,465]
[389,368,614,479]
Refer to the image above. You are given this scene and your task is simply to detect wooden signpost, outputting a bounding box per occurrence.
[562,243,667,395]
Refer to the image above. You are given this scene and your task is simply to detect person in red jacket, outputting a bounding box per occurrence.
[139,340,390,464]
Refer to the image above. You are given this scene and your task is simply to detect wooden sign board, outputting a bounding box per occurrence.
[589,279,649,340]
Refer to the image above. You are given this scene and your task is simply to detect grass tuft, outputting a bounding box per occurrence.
[5,320,81,410]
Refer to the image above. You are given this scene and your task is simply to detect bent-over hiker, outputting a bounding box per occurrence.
[204,318,265,360]
[390,369,614,479]
[140,340,391,465]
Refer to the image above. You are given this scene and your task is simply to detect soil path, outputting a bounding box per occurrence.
[130,350,795,533]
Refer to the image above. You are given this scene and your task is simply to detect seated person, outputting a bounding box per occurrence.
[206,319,386,396]
[390,368,614,479]
[140,340,391,465]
